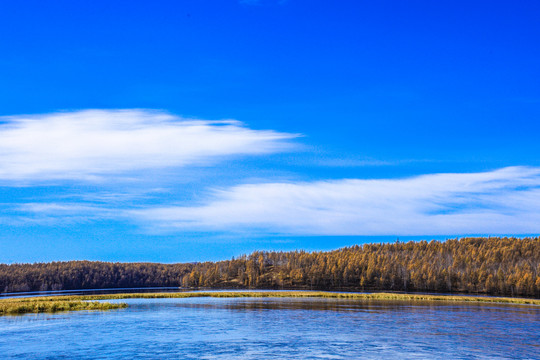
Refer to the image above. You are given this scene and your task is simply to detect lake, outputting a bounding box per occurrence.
[1,296,539,359]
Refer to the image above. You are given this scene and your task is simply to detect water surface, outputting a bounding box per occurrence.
[1,297,538,359]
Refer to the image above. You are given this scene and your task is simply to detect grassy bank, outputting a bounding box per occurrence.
[0,298,127,316]
[69,291,540,305]
[2,291,538,316]
[3,291,538,315]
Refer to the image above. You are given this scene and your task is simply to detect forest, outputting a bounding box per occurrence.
[1,237,539,298]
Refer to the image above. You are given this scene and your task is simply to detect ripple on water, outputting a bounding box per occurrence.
[0,297,539,359]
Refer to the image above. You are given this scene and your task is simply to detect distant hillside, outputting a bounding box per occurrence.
[1,237,539,298]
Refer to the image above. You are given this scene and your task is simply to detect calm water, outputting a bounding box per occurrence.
[0,297,539,359]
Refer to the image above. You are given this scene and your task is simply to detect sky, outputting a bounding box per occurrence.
[0,0,539,263]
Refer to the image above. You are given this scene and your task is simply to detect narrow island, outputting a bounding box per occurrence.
[1,291,539,316]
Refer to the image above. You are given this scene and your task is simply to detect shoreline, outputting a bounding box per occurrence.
[64,291,540,304]
[1,291,539,316]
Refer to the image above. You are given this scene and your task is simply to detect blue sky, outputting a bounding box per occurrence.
[0,0,539,263]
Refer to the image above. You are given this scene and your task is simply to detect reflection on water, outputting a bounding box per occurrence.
[0,297,538,359]
[174,297,540,314]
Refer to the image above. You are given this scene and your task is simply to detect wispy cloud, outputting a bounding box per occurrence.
[131,166,540,235]
[0,202,117,226]
[4,110,539,237]
[0,109,298,182]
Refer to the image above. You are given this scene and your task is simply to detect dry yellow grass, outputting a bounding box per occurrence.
[0,298,127,315]
[2,291,537,316]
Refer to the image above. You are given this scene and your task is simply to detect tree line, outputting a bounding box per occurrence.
[1,237,539,297]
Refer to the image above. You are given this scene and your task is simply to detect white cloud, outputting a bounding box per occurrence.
[0,202,117,226]
[132,166,540,235]
[4,111,539,237]
[0,109,298,181]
